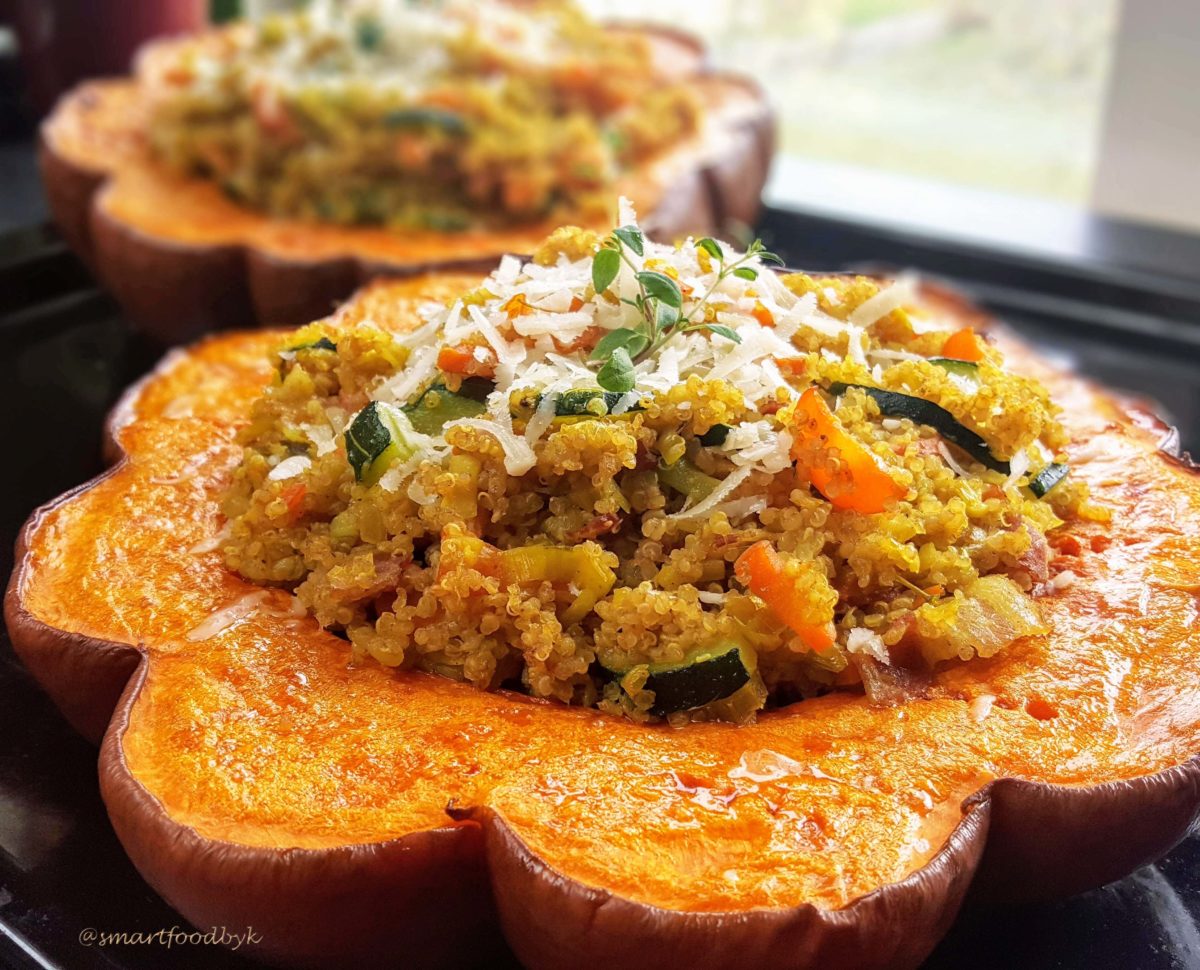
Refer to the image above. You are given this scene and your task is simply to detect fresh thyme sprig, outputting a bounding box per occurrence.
[589,227,782,392]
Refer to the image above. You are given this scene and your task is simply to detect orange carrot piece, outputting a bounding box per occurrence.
[280,483,306,518]
[437,344,496,378]
[791,388,904,514]
[774,356,808,376]
[502,293,533,317]
[940,327,984,362]
[735,540,835,652]
[751,301,774,328]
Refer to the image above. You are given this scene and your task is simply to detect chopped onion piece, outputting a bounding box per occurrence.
[846,627,888,663]
[1004,448,1031,489]
[665,465,752,522]
[936,440,970,478]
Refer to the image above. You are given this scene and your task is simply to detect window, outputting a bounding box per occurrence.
[584,0,1119,205]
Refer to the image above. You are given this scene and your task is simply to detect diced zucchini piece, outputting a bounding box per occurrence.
[657,458,721,501]
[285,336,337,353]
[699,424,731,446]
[552,388,646,418]
[606,642,754,715]
[929,357,980,393]
[403,379,491,436]
[827,382,1009,473]
[928,357,979,377]
[382,107,466,135]
[1029,462,1069,497]
[345,401,422,485]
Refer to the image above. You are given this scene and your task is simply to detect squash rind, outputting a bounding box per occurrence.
[5,277,1200,969]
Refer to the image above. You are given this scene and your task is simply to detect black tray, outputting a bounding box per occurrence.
[2,223,1200,970]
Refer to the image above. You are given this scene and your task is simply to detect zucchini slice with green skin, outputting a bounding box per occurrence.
[658,458,721,501]
[699,424,732,446]
[928,357,980,393]
[382,107,467,135]
[928,357,979,377]
[403,379,491,436]
[284,336,337,353]
[345,401,423,485]
[1029,462,1069,497]
[827,382,1010,473]
[607,642,753,716]
[553,388,646,417]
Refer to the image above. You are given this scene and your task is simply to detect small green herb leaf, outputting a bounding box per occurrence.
[655,301,679,332]
[597,347,636,393]
[592,247,620,294]
[697,237,723,260]
[706,324,741,343]
[732,266,758,281]
[612,225,644,257]
[590,328,649,361]
[636,271,682,308]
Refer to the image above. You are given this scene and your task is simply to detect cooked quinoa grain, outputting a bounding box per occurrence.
[221,205,1102,723]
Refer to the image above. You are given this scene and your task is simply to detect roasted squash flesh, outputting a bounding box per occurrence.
[7,275,1200,968]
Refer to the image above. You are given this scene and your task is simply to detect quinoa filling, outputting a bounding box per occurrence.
[141,0,699,230]
[220,202,1106,723]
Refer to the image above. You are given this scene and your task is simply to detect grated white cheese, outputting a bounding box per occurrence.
[377,344,438,405]
[849,272,919,329]
[268,455,311,481]
[448,414,536,476]
[523,384,562,448]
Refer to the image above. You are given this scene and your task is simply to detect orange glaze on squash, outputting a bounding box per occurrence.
[15,275,1200,914]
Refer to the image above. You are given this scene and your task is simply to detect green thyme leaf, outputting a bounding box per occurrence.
[636,271,682,308]
[612,225,645,257]
[591,327,649,361]
[655,301,679,332]
[592,247,620,294]
[755,246,784,265]
[597,347,636,393]
[732,266,758,281]
[697,237,723,260]
[706,324,741,343]
[355,17,384,51]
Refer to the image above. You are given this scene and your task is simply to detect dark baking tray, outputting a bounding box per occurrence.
[2,222,1199,970]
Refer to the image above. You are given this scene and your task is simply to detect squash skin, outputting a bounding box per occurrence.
[38,24,774,344]
[6,275,1200,969]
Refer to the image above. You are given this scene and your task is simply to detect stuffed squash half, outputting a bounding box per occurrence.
[7,211,1200,970]
[39,0,772,341]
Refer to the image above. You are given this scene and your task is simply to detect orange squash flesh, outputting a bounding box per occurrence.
[39,26,774,344]
[6,276,1200,969]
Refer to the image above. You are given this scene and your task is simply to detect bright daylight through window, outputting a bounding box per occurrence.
[584,0,1119,203]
